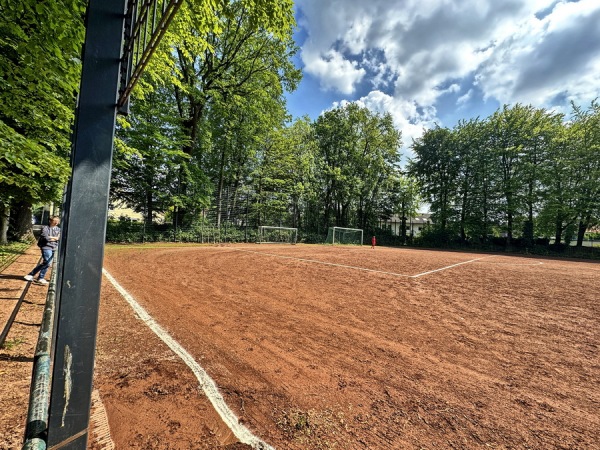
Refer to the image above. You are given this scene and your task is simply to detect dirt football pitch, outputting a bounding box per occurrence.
[87,243,599,449]
[4,243,597,449]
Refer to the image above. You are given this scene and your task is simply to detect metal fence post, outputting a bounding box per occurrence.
[46,1,127,449]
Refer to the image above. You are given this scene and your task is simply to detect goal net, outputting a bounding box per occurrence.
[325,227,364,245]
[257,226,298,244]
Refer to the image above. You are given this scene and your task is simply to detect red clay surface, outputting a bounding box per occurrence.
[0,248,50,450]
[91,243,600,449]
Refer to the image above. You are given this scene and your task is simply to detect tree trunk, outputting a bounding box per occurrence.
[554,216,563,245]
[8,200,33,242]
[523,183,535,247]
[173,166,182,228]
[460,187,468,242]
[323,187,332,229]
[482,179,489,243]
[216,145,227,229]
[0,202,9,245]
[522,220,534,248]
[440,184,448,232]
[576,218,588,247]
[506,194,513,247]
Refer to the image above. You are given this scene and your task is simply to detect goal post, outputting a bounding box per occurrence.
[257,226,298,244]
[326,227,364,245]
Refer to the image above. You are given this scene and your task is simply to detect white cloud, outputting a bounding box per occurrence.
[301,48,366,95]
[295,0,600,149]
[476,0,600,108]
[457,89,474,106]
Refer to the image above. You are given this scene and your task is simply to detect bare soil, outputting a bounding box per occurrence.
[1,247,50,450]
[2,243,599,449]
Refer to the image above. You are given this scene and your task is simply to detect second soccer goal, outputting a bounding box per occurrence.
[325,227,364,245]
[257,226,298,244]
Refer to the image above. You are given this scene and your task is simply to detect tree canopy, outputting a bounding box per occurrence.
[2,1,599,254]
[0,0,85,242]
[409,102,600,247]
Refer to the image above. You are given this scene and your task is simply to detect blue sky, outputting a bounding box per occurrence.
[285,0,600,162]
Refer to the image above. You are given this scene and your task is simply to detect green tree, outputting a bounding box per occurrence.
[381,172,421,242]
[409,125,460,235]
[569,101,600,246]
[352,106,403,231]
[0,0,85,242]
[537,124,580,244]
[487,104,537,245]
[518,108,562,246]
[139,0,300,227]
[112,88,200,226]
[251,117,316,228]
[537,102,600,246]
[453,118,492,242]
[313,103,402,231]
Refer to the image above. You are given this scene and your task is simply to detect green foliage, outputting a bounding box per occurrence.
[0,0,85,202]
[312,103,402,230]
[106,219,256,244]
[113,86,206,224]
[120,0,301,229]
[410,101,599,250]
[409,125,459,231]
[0,0,85,242]
[412,227,457,248]
[0,337,26,350]
[252,118,315,227]
[0,122,70,200]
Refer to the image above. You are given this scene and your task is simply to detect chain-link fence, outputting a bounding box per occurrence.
[105,220,327,244]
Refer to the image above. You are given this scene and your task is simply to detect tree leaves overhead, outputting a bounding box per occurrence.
[0,1,85,188]
[1,0,86,242]
[121,0,300,227]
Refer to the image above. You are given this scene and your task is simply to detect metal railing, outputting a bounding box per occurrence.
[22,258,58,450]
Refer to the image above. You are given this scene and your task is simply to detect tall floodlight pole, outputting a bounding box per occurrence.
[46,1,127,448]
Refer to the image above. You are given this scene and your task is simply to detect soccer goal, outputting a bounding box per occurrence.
[257,226,298,244]
[325,227,364,245]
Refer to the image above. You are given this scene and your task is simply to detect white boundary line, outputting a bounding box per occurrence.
[473,260,544,266]
[231,249,414,277]
[410,255,496,278]
[231,248,497,278]
[102,269,274,450]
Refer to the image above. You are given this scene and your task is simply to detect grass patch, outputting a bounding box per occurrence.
[1,337,26,351]
[276,408,349,448]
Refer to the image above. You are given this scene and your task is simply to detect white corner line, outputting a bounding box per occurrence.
[102,268,275,450]
[410,255,496,278]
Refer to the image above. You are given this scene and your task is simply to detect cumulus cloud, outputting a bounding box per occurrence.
[457,89,474,106]
[295,0,600,146]
[477,0,600,108]
[301,48,366,95]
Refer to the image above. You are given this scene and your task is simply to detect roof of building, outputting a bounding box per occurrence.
[385,213,432,224]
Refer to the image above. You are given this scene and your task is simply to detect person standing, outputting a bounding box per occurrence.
[24,216,61,285]
[371,235,376,249]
